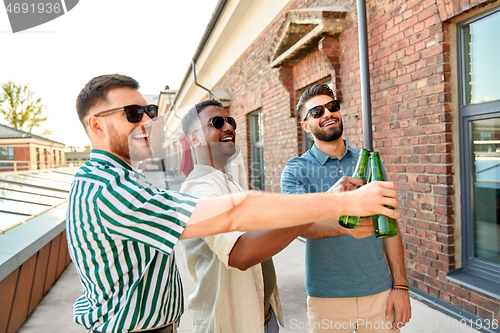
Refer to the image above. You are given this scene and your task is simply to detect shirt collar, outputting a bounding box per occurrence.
[193,164,235,182]
[89,149,133,171]
[310,139,355,165]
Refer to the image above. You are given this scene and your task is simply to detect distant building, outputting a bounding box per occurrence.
[143,94,160,107]
[65,147,90,167]
[0,124,66,171]
[158,88,184,175]
[158,88,177,116]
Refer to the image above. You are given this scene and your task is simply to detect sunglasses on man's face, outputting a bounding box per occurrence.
[302,100,340,121]
[92,104,158,123]
[191,116,237,133]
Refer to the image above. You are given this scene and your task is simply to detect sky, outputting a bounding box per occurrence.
[0,0,219,148]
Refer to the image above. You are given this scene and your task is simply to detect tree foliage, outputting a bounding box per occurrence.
[0,81,51,136]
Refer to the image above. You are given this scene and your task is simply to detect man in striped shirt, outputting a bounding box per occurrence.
[68,74,401,333]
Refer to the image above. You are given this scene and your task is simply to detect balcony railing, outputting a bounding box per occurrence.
[0,160,87,172]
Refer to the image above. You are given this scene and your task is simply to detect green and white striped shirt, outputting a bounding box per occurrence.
[66,150,198,332]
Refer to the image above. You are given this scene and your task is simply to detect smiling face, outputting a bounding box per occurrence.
[86,87,154,164]
[192,105,236,165]
[301,94,343,143]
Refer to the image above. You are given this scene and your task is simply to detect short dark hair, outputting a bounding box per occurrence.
[181,100,223,137]
[296,84,335,120]
[76,74,139,127]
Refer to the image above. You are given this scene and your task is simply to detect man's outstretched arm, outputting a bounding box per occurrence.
[227,225,311,271]
[180,180,400,239]
[299,176,373,239]
[227,177,372,270]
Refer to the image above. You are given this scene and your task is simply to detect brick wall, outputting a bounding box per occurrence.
[13,146,30,162]
[209,0,500,321]
[0,145,31,171]
[358,0,499,323]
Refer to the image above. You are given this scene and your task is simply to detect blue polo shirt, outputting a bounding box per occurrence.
[281,140,393,298]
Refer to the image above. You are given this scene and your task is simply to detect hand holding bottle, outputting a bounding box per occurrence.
[326,176,365,194]
[343,217,373,238]
[339,149,370,228]
[343,181,401,220]
[327,175,401,224]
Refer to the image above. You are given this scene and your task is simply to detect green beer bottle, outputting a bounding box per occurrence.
[369,152,398,238]
[338,149,370,229]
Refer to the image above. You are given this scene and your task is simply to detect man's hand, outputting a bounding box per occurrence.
[386,289,411,329]
[327,176,364,194]
[326,177,400,220]
[343,217,373,239]
[342,181,401,220]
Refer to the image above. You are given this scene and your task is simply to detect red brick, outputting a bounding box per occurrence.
[445,284,470,300]
[413,254,432,266]
[450,296,464,308]
[440,291,451,302]
[470,294,500,314]
[463,301,477,315]
[418,282,429,293]
[477,308,493,321]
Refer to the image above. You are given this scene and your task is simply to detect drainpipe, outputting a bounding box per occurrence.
[191,60,212,99]
[357,0,373,151]
[164,0,228,126]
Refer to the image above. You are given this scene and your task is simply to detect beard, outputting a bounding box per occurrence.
[108,123,131,161]
[310,118,344,142]
[107,123,152,163]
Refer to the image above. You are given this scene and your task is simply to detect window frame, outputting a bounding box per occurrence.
[249,110,265,190]
[455,6,500,285]
[0,146,14,169]
[36,148,40,169]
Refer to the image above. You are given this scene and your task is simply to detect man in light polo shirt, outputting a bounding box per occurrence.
[68,74,402,333]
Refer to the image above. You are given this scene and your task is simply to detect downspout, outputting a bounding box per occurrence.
[357,0,373,151]
[165,0,228,125]
[191,60,212,99]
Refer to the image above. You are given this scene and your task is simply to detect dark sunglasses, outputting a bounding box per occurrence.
[302,100,340,121]
[92,104,158,123]
[192,116,237,133]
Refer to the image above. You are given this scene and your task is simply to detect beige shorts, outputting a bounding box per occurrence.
[306,289,399,333]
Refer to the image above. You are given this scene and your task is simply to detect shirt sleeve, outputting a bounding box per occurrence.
[280,161,307,195]
[180,178,222,198]
[181,177,244,268]
[96,168,198,255]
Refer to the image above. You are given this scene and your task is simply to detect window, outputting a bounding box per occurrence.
[454,7,500,290]
[250,110,264,190]
[0,147,14,169]
[36,148,40,169]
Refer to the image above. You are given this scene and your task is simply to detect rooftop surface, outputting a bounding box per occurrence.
[18,239,479,333]
[0,169,76,234]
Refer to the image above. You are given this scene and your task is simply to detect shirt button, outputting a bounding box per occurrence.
[339,170,342,173]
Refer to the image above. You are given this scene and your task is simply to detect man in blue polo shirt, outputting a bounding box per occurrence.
[281,84,411,332]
